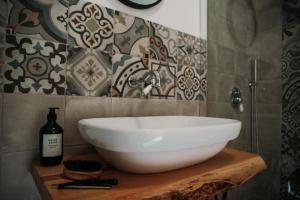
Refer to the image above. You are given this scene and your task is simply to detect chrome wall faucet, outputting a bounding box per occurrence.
[231,87,244,112]
[128,71,161,95]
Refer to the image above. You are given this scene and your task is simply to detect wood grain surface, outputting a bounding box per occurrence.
[32,148,266,200]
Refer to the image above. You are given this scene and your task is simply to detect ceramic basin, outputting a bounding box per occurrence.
[79,116,241,173]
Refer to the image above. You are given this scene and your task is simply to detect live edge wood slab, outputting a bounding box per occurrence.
[32,148,266,200]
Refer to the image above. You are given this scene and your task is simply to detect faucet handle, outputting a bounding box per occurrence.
[127,70,161,95]
[231,87,244,113]
[128,75,140,88]
[231,87,243,104]
[143,70,160,87]
[231,87,241,96]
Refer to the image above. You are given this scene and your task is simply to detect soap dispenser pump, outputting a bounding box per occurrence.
[39,107,63,166]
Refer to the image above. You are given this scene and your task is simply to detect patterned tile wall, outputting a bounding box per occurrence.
[3,35,67,95]
[114,11,150,58]
[68,1,114,52]
[149,60,177,99]
[6,0,68,43]
[112,54,149,98]
[149,22,177,63]
[0,0,207,101]
[281,0,300,199]
[66,46,112,96]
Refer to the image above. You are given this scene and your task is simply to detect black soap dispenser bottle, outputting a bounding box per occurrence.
[39,107,63,166]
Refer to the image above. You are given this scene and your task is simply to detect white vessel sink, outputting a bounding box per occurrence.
[79,116,241,173]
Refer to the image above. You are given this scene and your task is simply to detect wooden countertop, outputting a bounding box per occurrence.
[32,148,266,200]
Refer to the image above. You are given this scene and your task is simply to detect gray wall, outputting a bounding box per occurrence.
[207,0,282,199]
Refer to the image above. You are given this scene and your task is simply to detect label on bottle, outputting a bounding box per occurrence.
[42,134,62,157]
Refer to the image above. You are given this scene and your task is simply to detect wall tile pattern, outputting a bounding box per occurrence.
[1,0,207,100]
[68,1,114,52]
[149,22,178,63]
[149,59,176,99]
[114,11,150,58]
[112,54,149,98]
[6,0,68,43]
[2,35,67,95]
[66,46,112,96]
[177,65,202,100]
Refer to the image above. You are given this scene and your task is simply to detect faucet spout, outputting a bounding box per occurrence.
[142,84,153,95]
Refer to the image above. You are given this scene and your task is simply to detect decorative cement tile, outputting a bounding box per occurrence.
[112,54,149,98]
[177,31,201,68]
[66,46,112,97]
[177,35,207,100]
[2,35,67,95]
[68,1,114,52]
[113,11,149,58]
[199,74,207,101]
[149,59,176,99]
[6,0,68,43]
[177,65,205,101]
[149,22,178,64]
